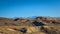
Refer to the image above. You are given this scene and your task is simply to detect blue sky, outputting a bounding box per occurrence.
[0,0,60,18]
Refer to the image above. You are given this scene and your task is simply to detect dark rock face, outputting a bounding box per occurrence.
[40,26,45,31]
[20,28,27,33]
[14,18,19,21]
[32,21,45,26]
[52,21,60,24]
[13,28,27,33]
[36,17,43,19]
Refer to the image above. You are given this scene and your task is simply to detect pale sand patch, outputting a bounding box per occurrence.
[27,27,39,33]
[7,28,16,31]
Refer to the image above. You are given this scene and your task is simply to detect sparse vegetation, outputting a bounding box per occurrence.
[0,16,60,34]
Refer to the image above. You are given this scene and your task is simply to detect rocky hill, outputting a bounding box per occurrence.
[0,16,60,34]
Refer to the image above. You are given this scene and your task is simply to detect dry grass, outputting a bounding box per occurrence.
[0,16,60,34]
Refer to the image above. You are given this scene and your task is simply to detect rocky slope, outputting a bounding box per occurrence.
[0,16,60,34]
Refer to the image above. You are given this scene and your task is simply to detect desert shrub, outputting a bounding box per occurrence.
[43,27,60,34]
[20,28,27,33]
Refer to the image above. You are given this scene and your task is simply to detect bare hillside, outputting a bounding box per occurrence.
[0,16,60,34]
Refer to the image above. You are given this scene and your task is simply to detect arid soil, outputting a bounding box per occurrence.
[0,16,60,34]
